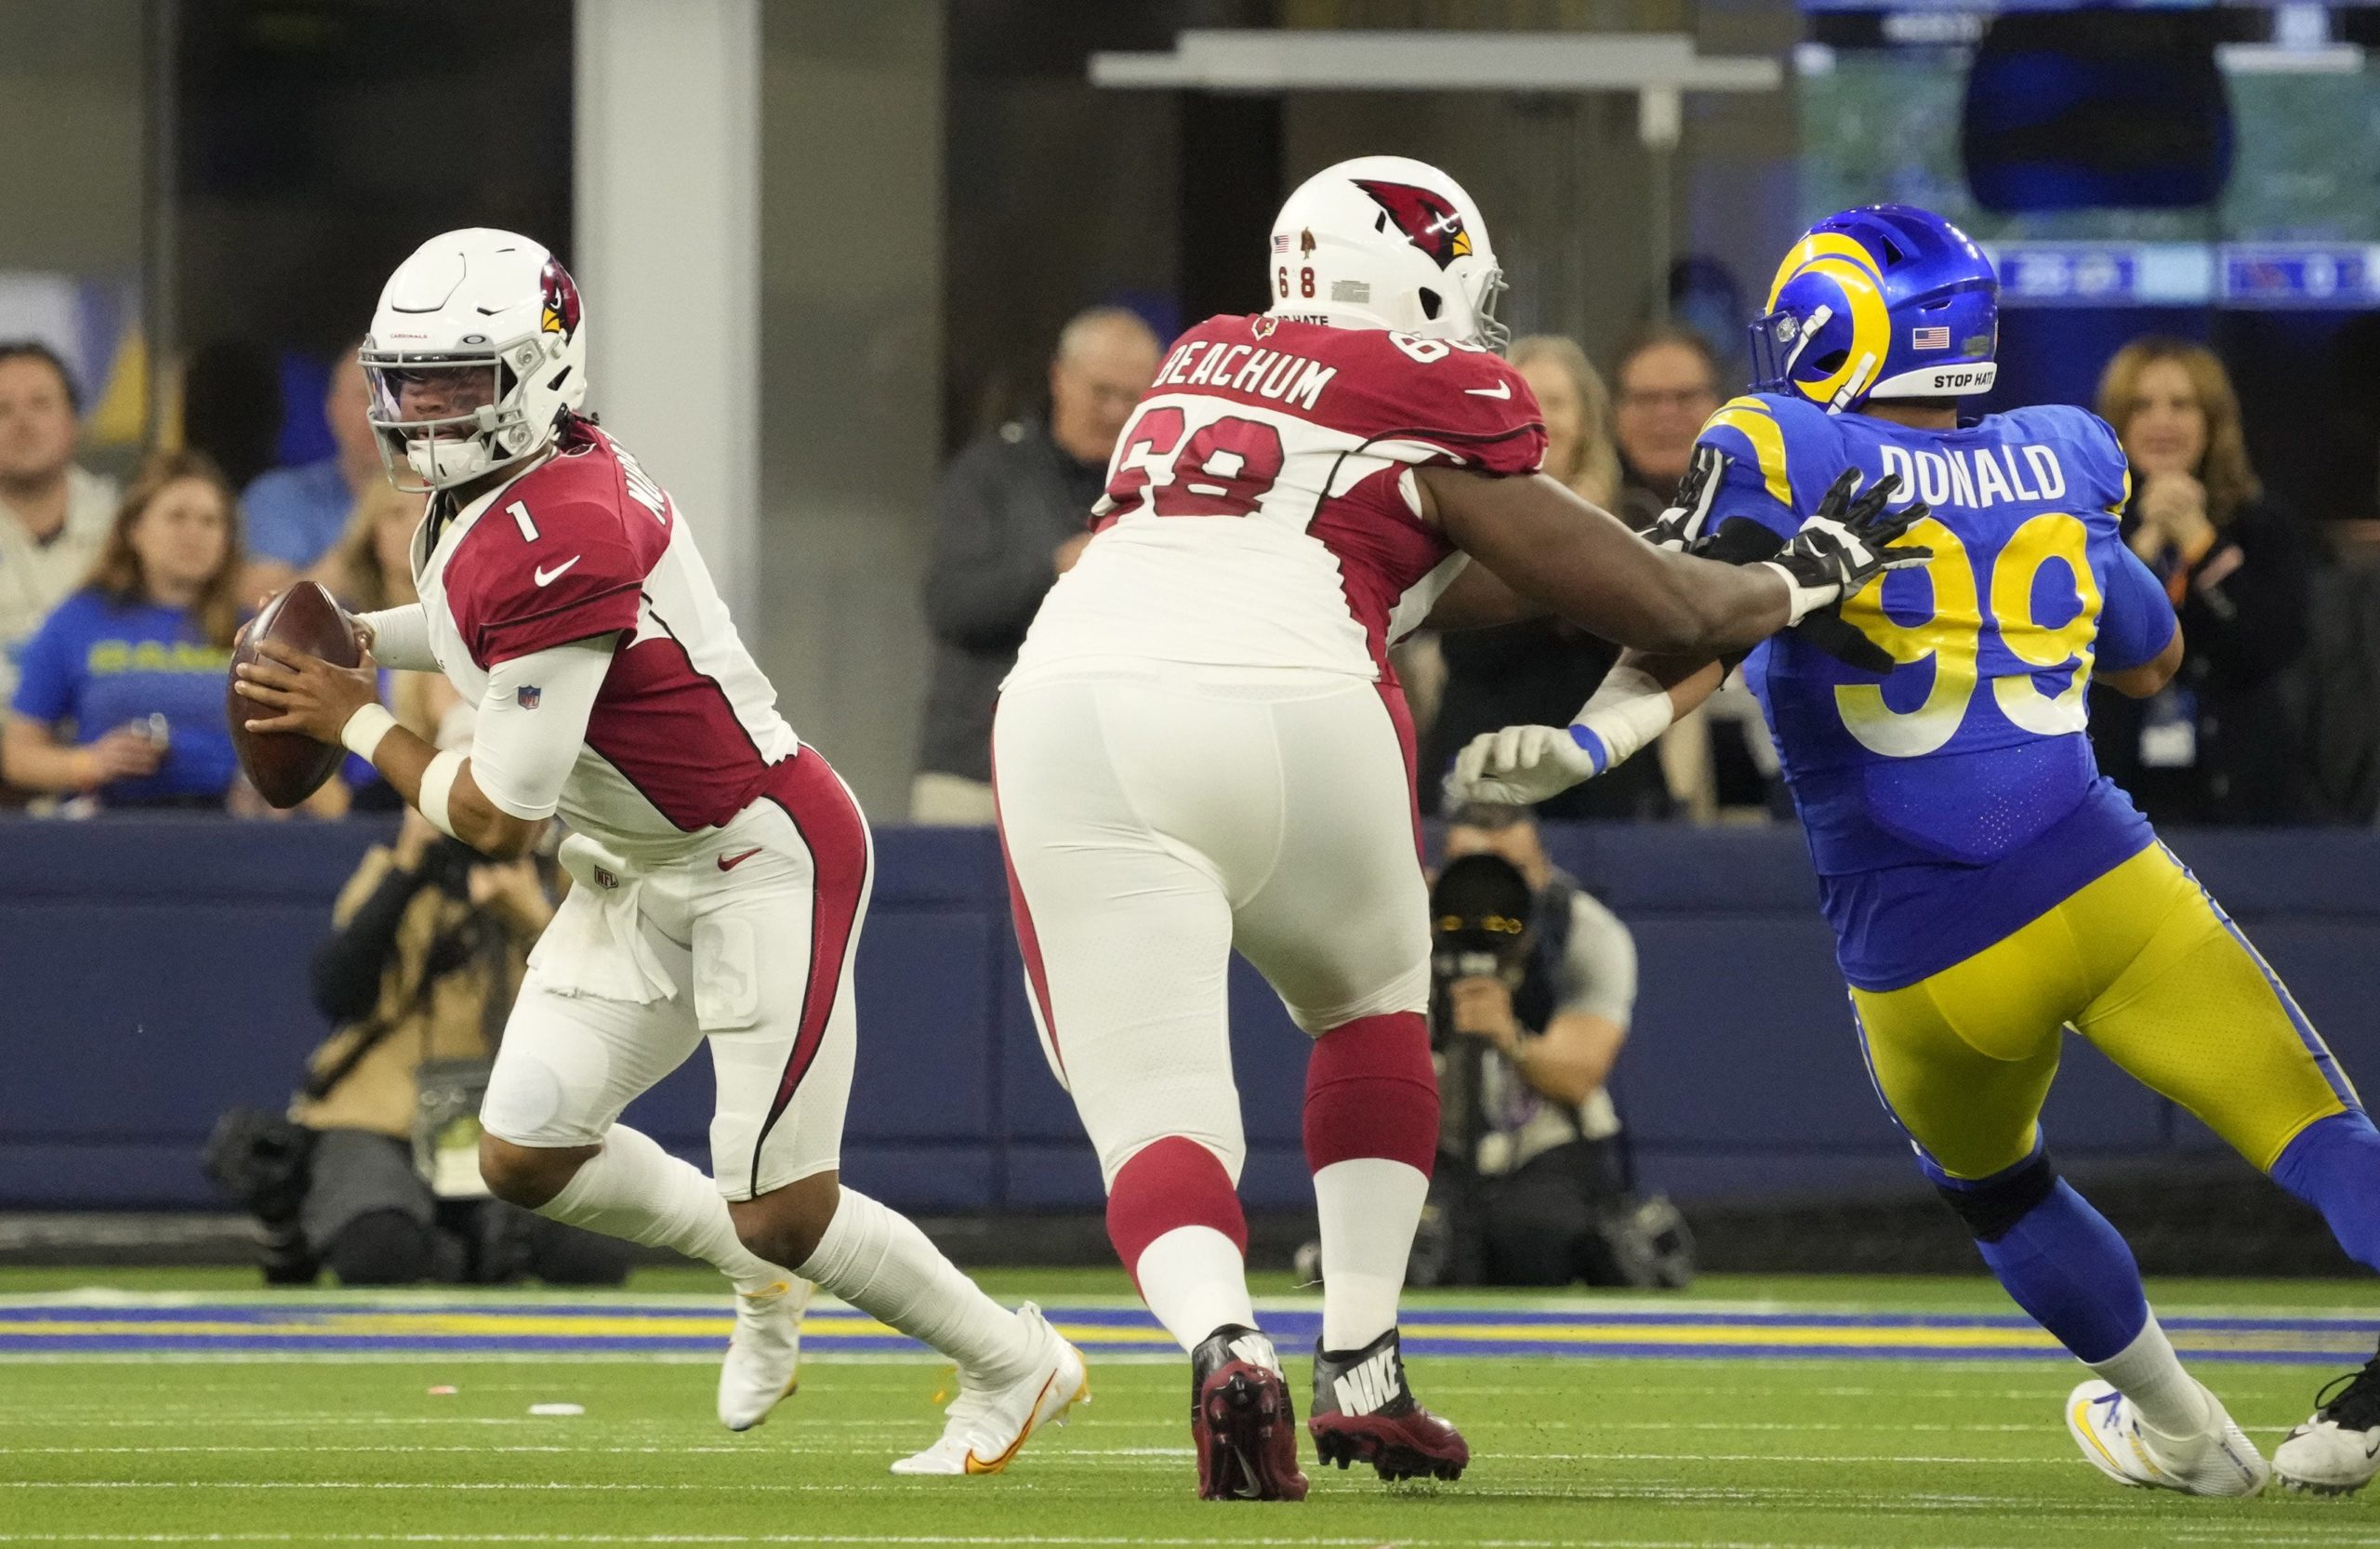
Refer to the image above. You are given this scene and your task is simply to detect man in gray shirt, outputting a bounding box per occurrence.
[913,308,1160,823]
[0,342,116,708]
[1435,804,1686,1286]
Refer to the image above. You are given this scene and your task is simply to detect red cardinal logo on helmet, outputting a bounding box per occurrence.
[540,259,582,338]
[1354,179,1474,271]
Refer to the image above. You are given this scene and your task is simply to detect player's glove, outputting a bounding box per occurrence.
[1759,468,1931,627]
[1641,444,1727,552]
[1446,723,1606,808]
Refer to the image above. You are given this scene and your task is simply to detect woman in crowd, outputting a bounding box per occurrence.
[1419,336,1675,820]
[309,480,456,809]
[3,450,257,810]
[2090,338,2312,825]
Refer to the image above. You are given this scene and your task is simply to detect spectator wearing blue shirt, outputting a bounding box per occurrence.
[4,450,248,808]
[240,346,381,600]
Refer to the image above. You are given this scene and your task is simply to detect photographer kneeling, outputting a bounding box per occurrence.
[288,808,629,1286]
[1425,804,1691,1288]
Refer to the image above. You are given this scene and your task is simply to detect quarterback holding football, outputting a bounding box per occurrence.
[233,229,1083,1474]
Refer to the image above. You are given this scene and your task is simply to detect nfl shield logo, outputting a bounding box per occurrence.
[516,684,541,709]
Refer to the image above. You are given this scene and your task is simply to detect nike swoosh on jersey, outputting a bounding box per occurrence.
[1463,380,1513,399]
[534,556,582,587]
[717,847,763,872]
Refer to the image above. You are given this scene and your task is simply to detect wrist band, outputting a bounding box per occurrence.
[1568,663,1677,772]
[418,748,465,841]
[338,702,399,763]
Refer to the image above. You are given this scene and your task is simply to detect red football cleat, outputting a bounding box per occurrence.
[1190,1325,1309,1502]
[1308,1328,1469,1482]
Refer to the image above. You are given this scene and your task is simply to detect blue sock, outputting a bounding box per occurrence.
[2271,1109,2380,1274]
[1969,1177,2149,1365]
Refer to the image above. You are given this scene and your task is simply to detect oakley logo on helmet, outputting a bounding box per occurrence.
[540,259,582,338]
[1353,179,1473,271]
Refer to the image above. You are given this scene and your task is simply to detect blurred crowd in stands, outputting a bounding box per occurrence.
[3,311,2375,830]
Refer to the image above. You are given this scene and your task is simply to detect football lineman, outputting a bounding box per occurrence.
[989,157,1922,1500]
[1450,203,2380,1498]
[233,229,1083,1473]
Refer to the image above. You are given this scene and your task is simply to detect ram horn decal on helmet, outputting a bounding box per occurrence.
[1747,204,1999,415]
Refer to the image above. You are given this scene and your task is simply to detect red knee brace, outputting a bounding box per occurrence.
[1302,1011,1438,1175]
[1106,1136,1248,1288]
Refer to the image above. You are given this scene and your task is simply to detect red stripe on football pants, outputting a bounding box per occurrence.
[750,751,871,1186]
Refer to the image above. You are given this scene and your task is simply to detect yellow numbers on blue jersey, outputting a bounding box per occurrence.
[1990,514,2101,737]
[1834,513,2099,757]
[1835,518,1979,758]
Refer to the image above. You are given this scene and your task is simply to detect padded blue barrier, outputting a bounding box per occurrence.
[4,815,2377,1214]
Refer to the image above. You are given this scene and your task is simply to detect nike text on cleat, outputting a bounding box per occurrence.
[2278,1345,2380,1494]
[1307,1327,1469,1484]
[889,1304,1087,1476]
[2064,1380,2268,1497]
[718,1278,811,1432]
[1190,1324,1308,1502]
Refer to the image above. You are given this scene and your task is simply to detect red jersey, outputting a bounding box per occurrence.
[1010,314,1546,682]
[416,419,800,852]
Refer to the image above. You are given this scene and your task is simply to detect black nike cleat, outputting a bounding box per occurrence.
[1189,1324,1308,1502]
[1308,1327,1469,1483]
[2278,1341,2380,1494]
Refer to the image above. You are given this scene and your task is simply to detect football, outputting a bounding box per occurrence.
[226,579,360,809]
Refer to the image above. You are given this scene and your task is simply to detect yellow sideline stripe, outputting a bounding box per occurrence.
[6,1312,2367,1359]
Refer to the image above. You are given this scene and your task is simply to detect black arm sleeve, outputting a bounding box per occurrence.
[309,866,428,1024]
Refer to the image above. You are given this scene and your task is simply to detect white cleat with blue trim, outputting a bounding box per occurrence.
[2066,1380,2268,1497]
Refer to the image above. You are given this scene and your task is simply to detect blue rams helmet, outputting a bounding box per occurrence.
[1747,205,1998,413]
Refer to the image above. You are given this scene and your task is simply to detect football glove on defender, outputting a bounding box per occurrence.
[1760,468,1931,626]
[1641,443,1728,552]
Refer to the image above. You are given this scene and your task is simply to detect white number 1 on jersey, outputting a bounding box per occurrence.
[508,500,539,542]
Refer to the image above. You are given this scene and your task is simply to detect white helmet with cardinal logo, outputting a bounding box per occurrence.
[1264,155,1508,351]
[361,228,590,492]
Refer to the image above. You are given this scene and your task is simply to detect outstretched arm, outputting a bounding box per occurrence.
[1447,650,1726,807]
[1419,467,1792,655]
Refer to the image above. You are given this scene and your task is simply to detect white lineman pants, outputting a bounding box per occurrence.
[479,753,873,1200]
[992,663,1432,1186]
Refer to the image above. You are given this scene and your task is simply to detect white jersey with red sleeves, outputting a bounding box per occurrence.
[1008,313,1547,682]
[413,417,800,852]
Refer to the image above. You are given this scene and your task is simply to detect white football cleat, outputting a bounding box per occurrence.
[2065,1379,2269,1497]
[889,1304,1088,1476]
[2276,1355,2380,1494]
[718,1278,811,1432]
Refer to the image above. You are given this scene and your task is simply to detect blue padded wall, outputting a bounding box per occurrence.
[5,816,2376,1214]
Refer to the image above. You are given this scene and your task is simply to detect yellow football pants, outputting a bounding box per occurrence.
[1851,842,2354,1182]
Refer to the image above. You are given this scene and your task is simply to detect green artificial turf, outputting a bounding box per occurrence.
[4,1271,2378,1547]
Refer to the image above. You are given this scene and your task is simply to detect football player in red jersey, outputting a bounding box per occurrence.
[992,158,1925,1500]
[234,230,1084,1473]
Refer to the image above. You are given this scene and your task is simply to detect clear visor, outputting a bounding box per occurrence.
[362,356,504,439]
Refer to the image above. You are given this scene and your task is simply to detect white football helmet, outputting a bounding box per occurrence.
[1264,156,1509,351]
[361,228,589,492]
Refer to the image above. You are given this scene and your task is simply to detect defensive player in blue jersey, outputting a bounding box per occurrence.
[1450,204,2380,1497]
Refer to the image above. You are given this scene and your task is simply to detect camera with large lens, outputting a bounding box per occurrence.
[1429,852,1535,1007]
